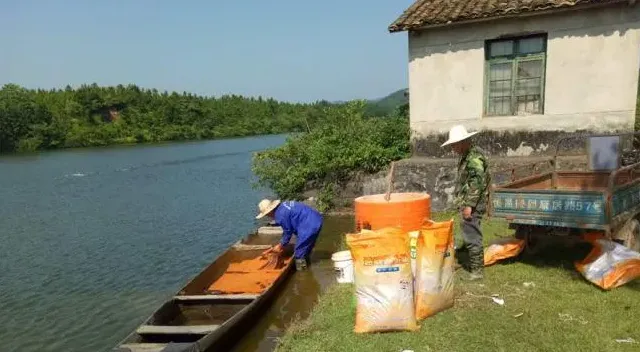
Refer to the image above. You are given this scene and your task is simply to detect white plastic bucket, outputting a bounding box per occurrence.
[331,250,354,284]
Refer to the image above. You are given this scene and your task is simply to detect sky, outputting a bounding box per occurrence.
[0,0,415,103]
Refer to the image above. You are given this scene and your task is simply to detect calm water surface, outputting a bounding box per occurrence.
[0,135,325,352]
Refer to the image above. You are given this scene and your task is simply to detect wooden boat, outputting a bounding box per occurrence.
[113,225,295,352]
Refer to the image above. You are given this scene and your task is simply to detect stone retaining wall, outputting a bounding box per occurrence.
[334,155,590,212]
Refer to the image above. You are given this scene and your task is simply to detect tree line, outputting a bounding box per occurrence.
[0,82,411,210]
[0,83,343,153]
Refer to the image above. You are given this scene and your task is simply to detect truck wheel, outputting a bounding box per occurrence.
[614,219,640,252]
[516,226,540,256]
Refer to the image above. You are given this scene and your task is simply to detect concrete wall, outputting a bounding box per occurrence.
[407,4,640,157]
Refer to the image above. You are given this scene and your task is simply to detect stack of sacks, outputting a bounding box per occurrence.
[345,218,456,333]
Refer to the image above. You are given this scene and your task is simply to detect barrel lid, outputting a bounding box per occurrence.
[354,192,431,204]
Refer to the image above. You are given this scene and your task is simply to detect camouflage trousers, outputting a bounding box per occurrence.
[458,210,484,272]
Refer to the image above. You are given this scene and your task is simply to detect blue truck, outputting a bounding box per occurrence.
[488,132,640,252]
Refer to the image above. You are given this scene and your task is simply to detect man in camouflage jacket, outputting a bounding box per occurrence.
[441,125,491,280]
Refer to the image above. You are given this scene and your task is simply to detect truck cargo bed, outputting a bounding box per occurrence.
[491,170,640,231]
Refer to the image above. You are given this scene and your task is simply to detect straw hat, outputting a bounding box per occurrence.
[441,125,478,147]
[256,199,281,219]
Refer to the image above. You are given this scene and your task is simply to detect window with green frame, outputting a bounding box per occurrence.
[484,34,547,116]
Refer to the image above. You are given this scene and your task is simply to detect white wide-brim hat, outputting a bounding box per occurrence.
[441,125,478,147]
[256,199,281,219]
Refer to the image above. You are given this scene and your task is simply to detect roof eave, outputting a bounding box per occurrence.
[388,0,632,34]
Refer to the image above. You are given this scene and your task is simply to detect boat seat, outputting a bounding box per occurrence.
[136,324,220,335]
[173,293,259,301]
[117,343,193,352]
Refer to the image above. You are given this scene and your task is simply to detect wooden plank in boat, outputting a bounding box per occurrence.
[173,293,259,301]
[118,343,192,352]
[118,343,167,352]
[232,244,272,250]
[257,226,283,235]
[136,324,220,335]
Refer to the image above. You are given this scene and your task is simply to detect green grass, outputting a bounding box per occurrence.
[276,212,640,352]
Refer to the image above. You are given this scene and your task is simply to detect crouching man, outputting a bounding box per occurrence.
[441,125,491,281]
[256,199,323,271]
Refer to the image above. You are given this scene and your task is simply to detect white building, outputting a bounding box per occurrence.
[389,0,640,157]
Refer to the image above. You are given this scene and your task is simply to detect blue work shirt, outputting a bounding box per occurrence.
[273,201,323,247]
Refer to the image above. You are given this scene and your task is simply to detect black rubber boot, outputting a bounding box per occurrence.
[454,245,468,271]
[465,268,484,281]
[463,248,484,281]
[295,257,310,271]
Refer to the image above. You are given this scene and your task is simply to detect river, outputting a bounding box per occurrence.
[0,135,352,352]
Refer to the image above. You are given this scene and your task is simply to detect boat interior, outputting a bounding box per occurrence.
[115,227,294,352]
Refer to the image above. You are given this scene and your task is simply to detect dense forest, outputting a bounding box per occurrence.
[0,83,349,153]
[0,83,407,153]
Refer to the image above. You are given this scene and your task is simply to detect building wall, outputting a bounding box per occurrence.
[407,5,640,157]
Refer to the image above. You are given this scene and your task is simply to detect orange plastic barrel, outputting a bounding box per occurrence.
[354,192,431,233]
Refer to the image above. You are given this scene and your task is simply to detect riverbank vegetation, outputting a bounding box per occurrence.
[251,100,410,211]
[0,83,358,153]
[275,212,640,352]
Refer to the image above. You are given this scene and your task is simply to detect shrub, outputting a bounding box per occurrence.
[251,101,410,211]
[16,137,43,152]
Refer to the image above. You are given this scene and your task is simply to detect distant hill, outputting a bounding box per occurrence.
[364,88,408,117]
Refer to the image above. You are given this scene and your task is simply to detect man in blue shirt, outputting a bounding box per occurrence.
[256,199,323,271]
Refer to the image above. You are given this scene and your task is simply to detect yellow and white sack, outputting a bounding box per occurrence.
[346,227,418,333]
[414,219,455,320]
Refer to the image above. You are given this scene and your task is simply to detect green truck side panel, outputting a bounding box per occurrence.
[612,182,640,217]
[491,191,607,229]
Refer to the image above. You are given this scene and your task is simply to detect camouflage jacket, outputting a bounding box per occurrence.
[454,146,491,210]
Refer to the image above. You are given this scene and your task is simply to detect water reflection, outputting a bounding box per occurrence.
[230,215,354,352]
[0,135,290,352]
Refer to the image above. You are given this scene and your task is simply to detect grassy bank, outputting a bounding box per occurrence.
[276,213,640,352]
